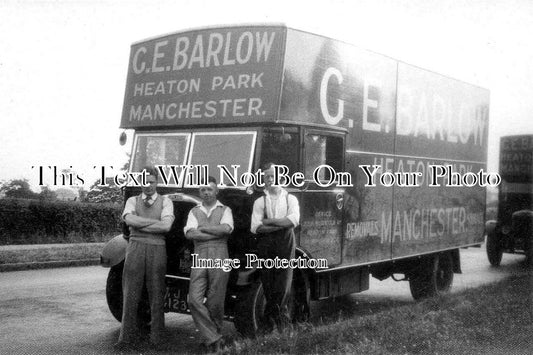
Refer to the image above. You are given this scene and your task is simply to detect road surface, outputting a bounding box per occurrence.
[0,247,527,354]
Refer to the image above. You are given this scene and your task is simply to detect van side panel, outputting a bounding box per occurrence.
[281,29,489,267]
[343,152,393,264]
[395,63,489,162]
[391,65,489,258]
[390,158,486,258]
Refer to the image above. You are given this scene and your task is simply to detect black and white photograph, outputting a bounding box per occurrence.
[1,0,532,354]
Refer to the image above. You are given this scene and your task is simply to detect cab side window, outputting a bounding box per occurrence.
[260,131,299,172]
[304,133,343,182]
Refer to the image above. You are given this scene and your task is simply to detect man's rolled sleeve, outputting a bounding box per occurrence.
[183,210,198,235]
[121,196,137,220]
[161,196,175,223]
[221,207,235,233]
[250,198,265,234]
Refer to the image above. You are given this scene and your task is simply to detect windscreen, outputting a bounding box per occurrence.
[131,134,190,173]
[186,132,256,187]
[130,131,258,187]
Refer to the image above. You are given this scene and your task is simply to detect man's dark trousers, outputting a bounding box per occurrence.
[256,227,295,330]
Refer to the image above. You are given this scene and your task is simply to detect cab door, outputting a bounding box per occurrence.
[298,129,345,267]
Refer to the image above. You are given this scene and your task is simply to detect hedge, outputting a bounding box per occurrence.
[0,198,122,245]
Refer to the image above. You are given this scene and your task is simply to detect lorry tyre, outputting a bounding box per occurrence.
[409,252,453,300]
[234,281,265,338]
[234,273,310,337]
[105,261,151,327]
[525,234,533,266]
[513,210,533,266]
[106,261,124,322]
[486,230,503,267]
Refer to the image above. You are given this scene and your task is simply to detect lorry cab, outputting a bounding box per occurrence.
[126,124,346,271]
[103,24,490,336]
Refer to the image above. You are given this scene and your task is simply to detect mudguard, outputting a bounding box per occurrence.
[512,210,533,221]
[100,234,128,267]
[485,220,498,236]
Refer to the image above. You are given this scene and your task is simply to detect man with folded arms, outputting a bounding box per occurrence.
[251,163,300,332]
[117,166,174,349]
[185,176,234,352]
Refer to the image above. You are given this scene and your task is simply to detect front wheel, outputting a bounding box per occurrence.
[409,252,454,300]
[106,261,125,321]
[514,211,533,266]
[486,230,503,267]
[525,234,533,266]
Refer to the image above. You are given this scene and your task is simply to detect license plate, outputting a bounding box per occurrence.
[164,282,190,313]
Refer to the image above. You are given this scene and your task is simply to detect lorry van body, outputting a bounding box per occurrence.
[102,24,490,336]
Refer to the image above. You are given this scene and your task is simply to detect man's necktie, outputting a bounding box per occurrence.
[144,196,153,207]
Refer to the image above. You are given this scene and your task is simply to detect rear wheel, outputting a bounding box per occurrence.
[409,252,454,300]
[105,261,151,326]
[234,281,265,338]
[486,230,503,266]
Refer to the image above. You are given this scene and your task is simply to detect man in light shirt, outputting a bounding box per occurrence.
[117,166,174,349]
[251,163,300,332]
[185,176,234,352]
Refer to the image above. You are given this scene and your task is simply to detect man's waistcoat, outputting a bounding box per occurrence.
[130,195,165,245]
[191,205,228,247]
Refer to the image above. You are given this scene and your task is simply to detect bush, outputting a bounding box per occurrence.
[0,198,122,245]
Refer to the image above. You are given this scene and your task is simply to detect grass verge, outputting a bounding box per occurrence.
[0,243,105,264]
[229,274,533,354]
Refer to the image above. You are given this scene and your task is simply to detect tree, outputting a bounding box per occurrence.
[39,186,57,201]
[121,152,132,171]
[85,177,123,204]
[85,154,131,204]
[77,187,88,202]
[0,179,39,199]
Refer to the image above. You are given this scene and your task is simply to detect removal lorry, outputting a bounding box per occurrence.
[486,135,533,266]
[101,24,490,336]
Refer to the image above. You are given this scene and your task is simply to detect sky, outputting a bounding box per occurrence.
[1,0,532,192]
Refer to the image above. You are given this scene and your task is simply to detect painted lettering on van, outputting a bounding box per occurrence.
[132,31,276,75]
[319,67,378,130]
[380,207,467,243]
[397,86,488,146]
[319,67,488,146]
